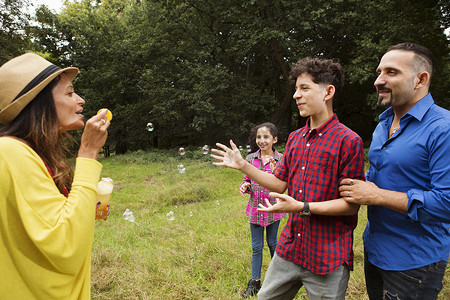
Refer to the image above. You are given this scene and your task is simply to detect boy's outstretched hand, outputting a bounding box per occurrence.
[211,140,246,170]
[257,192,303,214]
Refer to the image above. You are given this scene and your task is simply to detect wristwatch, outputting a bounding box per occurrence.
[299,200,311,217]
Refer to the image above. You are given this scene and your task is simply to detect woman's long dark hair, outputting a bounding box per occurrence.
[247,122,278,154]
[0,77,74,194]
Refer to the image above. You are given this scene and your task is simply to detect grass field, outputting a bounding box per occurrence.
[91,149,449,299]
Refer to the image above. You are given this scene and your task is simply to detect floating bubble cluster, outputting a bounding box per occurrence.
[123,209,135,222]
[166,211,175,221]
[178,147,185,155]
[146,122,154,132]
[177,164,186,173]
[202,145,209,154]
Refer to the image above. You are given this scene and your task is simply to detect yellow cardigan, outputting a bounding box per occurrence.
[0,137,102,299]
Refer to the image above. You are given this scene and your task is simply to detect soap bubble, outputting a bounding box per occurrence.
[178,147,185,155]
[216,200,220,206]
[189,211,193,217]
[246,145,251,152]
[123,209,135,222]
[202,145,209,154]
[177,164,186,173]
[146,122,154,132]
[239,146,243,151]
[166,211,175,221]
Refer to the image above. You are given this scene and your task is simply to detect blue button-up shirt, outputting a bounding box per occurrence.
[364,94,450,271]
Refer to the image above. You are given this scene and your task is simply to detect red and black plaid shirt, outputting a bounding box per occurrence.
[274,114,365,275]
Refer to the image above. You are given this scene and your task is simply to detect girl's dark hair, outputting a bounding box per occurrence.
[0,76,74,194]
[247,122,278,153]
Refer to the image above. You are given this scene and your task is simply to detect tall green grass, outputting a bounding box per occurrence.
[91,149,449,299]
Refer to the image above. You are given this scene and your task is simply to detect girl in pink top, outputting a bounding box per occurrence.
[239,122,286,298]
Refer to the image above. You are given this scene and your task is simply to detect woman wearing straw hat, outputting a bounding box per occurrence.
[0,53,110,299]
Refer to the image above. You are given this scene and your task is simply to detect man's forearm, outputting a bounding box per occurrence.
[372,188,408,213]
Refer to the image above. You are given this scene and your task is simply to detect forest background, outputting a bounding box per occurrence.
[1,0,449,151]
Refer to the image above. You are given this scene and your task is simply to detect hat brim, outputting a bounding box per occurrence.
[0,67,79,124]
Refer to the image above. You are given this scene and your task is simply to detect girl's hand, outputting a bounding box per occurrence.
[240,182,251,196]
[257,192,303,213]
[269,158,277,174]
[78,109,110,160]
[211,140,246,170]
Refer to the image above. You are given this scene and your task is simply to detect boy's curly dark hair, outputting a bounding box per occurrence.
[289,57,344,99]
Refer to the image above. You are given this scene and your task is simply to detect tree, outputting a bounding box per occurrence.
[28,0,449,152]
[0,0,31,64]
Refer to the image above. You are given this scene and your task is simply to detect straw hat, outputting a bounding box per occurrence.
[0,53,79,124]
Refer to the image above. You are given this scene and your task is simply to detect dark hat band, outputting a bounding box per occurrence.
[13,64,61,102]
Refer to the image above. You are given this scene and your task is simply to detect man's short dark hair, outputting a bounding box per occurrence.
[289,57,344,99]
[387,43,434,79]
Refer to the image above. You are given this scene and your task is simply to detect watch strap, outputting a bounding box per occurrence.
[299,200,311,217]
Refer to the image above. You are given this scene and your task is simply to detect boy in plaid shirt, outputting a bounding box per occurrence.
[212,57,365,299]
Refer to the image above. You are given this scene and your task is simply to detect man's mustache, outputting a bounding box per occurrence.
[377,86,392,93]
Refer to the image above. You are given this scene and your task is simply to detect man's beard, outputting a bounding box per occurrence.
[377,95,391,107]
[377,86,392,107]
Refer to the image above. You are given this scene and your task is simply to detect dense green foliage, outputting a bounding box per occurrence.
[0,0,31,62]
[2,0,449,152]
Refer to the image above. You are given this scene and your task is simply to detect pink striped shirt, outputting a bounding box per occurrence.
[241,149,286,226]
